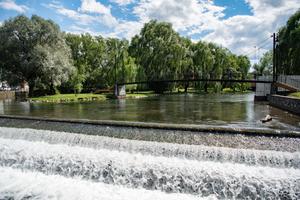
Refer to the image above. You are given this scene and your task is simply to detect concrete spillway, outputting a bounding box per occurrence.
[0,127,299,199]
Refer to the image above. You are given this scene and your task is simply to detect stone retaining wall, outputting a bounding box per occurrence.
[0,91,15,100]
[269,95,300,115]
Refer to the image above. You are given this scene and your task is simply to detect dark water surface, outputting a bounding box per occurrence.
[0,93,299,130]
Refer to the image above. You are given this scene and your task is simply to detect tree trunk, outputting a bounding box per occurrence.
[184,82,189,93]
[28,82,35,97]
[49,83,56,95]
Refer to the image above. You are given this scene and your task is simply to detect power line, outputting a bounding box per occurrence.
[240,36,272,56]
[243,37,272,57]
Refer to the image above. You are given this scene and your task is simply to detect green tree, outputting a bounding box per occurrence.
[129,20,186,93]
[254,51,273,76]
[65,33,108,91]
[277,10,300,75]
[0,15,74,96]
[191,41,214,92]
[179,37,193,92]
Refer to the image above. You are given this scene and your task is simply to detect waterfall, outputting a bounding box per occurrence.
[0,167,206,200]
[0,127,299,168]
[0,127,299,199]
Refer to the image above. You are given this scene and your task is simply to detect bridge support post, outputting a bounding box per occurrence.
[270,83,277,95]
[114,84,126,99]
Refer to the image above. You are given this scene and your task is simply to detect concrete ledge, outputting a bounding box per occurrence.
[269,95,300,115]
[0,114,299,138]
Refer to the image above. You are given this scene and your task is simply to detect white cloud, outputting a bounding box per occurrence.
[133,0,225,32]
[111,20,143,39]
[203,0,299,62]
[0,0,28,13]
[47,3,95,25]
[45,0,300,63]
[79,0,110,15]
[67,25,102,36]
[46,1,118,28]
[110,0,135,6]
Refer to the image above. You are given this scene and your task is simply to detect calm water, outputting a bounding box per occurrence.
[0,93,299,130]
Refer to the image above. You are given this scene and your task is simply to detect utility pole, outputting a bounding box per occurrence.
[271,32,279,95]
[272,33,276,83]
[114,42,118,97]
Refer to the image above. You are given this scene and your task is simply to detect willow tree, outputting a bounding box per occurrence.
[130,20,186,93]
[191,41,214,92]
[277,10,300,75]
[0,15,74,96]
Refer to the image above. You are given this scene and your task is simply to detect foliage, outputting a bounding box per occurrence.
[0,15,74,96]
[289,92,300,98]
[277,10,300,75]
[130,20,251,93]
[1,15,253,95]
[129,20,187,93]
[65,34,137,92]
[253,51,273,76]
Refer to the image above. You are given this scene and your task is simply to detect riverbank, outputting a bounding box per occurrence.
[30,93,107,103]
[29,92,157,103]
[289,92,300,99]
[29,89,251,103]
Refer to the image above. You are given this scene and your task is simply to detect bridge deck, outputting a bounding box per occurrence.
[275,82,300,92]
[118,79,273,85]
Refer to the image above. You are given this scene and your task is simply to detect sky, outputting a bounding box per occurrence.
[0,0,299,64]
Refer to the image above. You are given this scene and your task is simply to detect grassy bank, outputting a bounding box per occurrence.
[289,92,300,99]
[30,93,107,103]
[29,89,252,103]
[30,92,156,103]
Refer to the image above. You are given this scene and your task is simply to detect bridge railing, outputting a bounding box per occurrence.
[118,78,272,86]
[277,75,300,91]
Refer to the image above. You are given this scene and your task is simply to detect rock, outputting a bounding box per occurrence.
[261,115,272,123]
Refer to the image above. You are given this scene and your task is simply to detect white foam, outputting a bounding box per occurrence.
[0,127,299,168]
[0,167,208,200]
[0,137,299,198]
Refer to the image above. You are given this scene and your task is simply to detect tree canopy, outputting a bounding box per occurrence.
[277,10,300,74]
[0,16,253,95]
[0,15,74,95]
[253,51,273,76]
[130,20,251,93]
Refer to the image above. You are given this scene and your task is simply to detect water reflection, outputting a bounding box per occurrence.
[0,93,299,130]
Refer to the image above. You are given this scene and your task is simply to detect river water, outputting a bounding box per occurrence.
[0,93,299,130]
[0,93,300,199]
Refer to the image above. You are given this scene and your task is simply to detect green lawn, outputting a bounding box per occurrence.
[30,93,107,103]
[289,92,300,99]
[30,92,156,103]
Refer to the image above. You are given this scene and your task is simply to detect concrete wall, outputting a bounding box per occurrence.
[0,91,15,100]
[269,95,300,115]
[255,76,272,100]
[114,84,126,98]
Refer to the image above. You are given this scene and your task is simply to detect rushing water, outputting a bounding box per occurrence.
[0,93,300,130]
[0,127,300,199]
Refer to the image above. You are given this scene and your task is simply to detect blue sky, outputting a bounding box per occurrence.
[0,0,299,63]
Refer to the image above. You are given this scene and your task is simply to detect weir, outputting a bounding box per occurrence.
[0,126,299,199]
